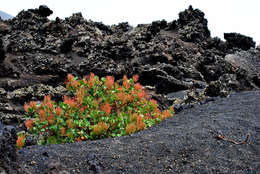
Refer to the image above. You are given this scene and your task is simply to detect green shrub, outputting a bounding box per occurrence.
[19,73,174,146]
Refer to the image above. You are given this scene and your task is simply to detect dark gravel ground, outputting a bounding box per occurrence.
[19,90,260,174]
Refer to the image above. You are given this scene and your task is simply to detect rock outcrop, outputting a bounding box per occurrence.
[0,122,20,173]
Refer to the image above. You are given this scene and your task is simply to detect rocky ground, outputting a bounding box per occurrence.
[0,5,259,173]
[18,90,260,174]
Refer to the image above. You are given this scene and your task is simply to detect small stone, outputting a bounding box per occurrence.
[30,160,36,165]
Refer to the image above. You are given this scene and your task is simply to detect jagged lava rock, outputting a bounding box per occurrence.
[0,4,259,121]
[0,122,20,173]
[224,32,256,50]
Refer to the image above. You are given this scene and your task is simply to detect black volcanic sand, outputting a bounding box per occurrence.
[19,90,260,174]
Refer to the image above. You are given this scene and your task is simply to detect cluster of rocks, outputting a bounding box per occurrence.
[0,122,21,173]
[0,5,259,172]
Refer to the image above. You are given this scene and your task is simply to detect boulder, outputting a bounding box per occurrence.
[224,32,255,50]
[0,122,19,173]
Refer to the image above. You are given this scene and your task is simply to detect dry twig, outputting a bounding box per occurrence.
[216,133,250,144]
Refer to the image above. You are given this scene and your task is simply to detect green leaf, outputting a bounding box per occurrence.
[47,136,57,144]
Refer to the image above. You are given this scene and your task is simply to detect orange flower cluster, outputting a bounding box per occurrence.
[42,95,54,110]
[61,127,66,136]
[123,75,130,89]
[134,83,142,91]
[136,115,145,130]
[86,72,95,88]
[117,92,127,104]
[117,92,134,104]
[24,101,38,112]
[126,123,136,135]
[93,122,108,135]
[161,110,172,120]
[130,114,145,130]
[105,76,114,90]
[64,96,76,108]
[43,95,51,104]
[67,74,80,88]
[55,106,63,116]
[66,119,74,128]
[67,73,74,82]
[137,90,145,99]
[24,103,30,112]
[71,79,80,88]
[25,120,34,130]
[29,101,37,109]
[76,87,86,105]
[38,109,46,122]
[133,74,139,82]
[16,135,25,149]
[100,102,111,115]
[47,114,56,125]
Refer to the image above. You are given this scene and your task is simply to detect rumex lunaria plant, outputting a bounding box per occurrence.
[18,73,174,147]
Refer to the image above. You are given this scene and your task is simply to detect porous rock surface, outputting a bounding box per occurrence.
[0,123,21,173]
[0,5,259,173]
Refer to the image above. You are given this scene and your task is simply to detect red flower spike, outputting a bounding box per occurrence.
[150,99,158,110]
[134,83,142,91]
[61,127,66,136]
[98,122,108,131]
[93,122,108,135]
[76,87,86,105]
[71,79,80,88]
[100,102,111,116]
[55,107,62,116]
[127,94,134,102]
[46,101,54,109]
[67,74,74,82]
[64,96,76,108]
[123,75,130,89]
[137,91,145,99]
[29,101,37,110]
[43,95,51,104]
[133,74,139,82]
[47,114,56,125]
[38,109,46,122]
[86,72,96,88]
[117,92,127,104]
[126,123,136,135]
[24,103,30,112]
[105,76,114,90]
[16,135,25,149]
[161,110,172,120]
[25,120,34,130]
[136,114,145,130]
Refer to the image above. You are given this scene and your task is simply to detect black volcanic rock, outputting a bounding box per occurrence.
[38,5,53,17]
[0,5,258,114]
[0,38,5,62]
[176,5,211,42]
[0,122,20,173]
[28,5,53,17]
[224,32,256,50]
